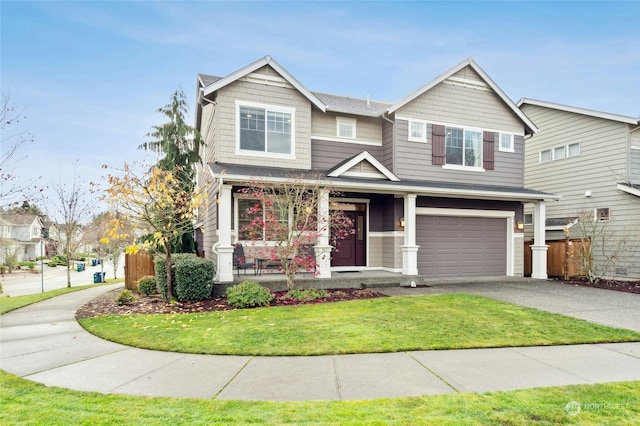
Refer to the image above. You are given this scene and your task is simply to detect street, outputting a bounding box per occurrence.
[1,256,125,297]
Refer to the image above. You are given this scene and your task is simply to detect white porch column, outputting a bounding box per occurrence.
[315,188,332,279]
[531,201,549,279]
[401,194,419,276]
[315,189,332,279]
[216,184,235,283]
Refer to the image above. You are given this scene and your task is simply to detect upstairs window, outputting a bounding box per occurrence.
[568,142,581,157]
[445,127,482,168]
[237,102,294,156]
[499,133,514,152]
[539,142,580,163]
[337,117,356,139]
[408,120,427,142]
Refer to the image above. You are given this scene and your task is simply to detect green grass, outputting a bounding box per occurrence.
[79,294,640,355]
[0,279,122,315]
[1,370,638,425]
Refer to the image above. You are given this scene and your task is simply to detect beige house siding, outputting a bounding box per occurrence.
[214,76,312,169]
[311,110,382,144]
[396,67,524,132]
[371,233,402,270]
[522,104,640,279]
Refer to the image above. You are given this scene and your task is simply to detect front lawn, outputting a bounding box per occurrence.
[79,293,640,355]
[1,371,638,424]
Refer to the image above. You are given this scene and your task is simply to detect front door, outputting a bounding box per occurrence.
[331,210,366,267]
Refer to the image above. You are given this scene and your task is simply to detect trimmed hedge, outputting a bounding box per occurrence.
[154,254,215,302]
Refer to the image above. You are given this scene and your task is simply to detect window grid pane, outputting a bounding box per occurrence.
[445,127,464,165]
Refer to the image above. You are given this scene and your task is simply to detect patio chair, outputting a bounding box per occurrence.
[233,244,256,276]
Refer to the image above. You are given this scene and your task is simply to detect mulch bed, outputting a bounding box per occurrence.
[76,278,640,320]
[75,287,386,320]
[556,278,640,294]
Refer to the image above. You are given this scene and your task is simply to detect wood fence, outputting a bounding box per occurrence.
[124,251,155,290]
[524,239,590,279]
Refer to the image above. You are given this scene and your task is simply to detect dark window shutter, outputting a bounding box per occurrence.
[483,131,495,170]
[432,124,446,165]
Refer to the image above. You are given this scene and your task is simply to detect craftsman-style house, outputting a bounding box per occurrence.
[194,56,557,283]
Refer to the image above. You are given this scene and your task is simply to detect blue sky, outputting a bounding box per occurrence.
[2,1,639,210]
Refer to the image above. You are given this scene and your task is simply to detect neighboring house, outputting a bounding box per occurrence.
[518,99,640,279]
[0,214,45,264]
[194,56,558,283]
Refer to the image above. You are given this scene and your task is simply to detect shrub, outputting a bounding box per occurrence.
[155,253,207,301]
[137,276,157,296]
[280,288,328,302]
[226,281,274,308]
[174,255,215,302]
[115,289,136,305]
[18,261,35,270]
[50,255,68,266]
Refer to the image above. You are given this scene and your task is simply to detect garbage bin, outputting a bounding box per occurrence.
[91,259,97,266]
[93,272,106,283]
[77,263,85,272]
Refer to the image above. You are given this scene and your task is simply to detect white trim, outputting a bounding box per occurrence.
[328,151,401,182]
[617,183,640,197]
[369,231,405,238]
[203,55,326,112]
[389,58,539,134]
[416,208,514,219]
[336,116,357,139]
[442,164,486,173]
[235,100,296,159]
[444,76,490,91]
[398,116,525,137]
[217,171,560,202]
[518,98,639,125]
[311,135,382,146]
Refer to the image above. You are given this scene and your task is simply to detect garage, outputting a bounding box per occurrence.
[416,215,507,277]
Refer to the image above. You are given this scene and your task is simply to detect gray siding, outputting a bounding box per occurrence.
[382,118,394,172]
[311,140,383,170]
[311,109,382,143]
[522,103,640,279]
[393,120,524,187]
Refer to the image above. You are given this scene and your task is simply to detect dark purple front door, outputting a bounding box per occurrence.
[332,210,366,267]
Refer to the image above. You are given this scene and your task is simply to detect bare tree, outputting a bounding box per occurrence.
[48,164,97,287]
[568,209,631,283]
[1,90,37,206]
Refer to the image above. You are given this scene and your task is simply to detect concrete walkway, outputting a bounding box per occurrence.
[1,280,640,401]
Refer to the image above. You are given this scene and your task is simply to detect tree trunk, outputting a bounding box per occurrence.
[165,251,173,301]
[66,264,71,288]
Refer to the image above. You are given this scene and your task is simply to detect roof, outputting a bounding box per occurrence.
[209,162,559,202]
[200,56,326,112]
[327,151,400,181]
[0,214,41,226]
[312,92,390,117]
[618,183,640,197]
[387,57,539,135]
[517,98,640,125]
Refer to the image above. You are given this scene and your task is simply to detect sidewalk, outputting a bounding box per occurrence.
[1,281,639,401]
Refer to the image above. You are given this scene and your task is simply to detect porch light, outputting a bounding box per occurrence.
[516,221,524,230]
[400,218,405,228]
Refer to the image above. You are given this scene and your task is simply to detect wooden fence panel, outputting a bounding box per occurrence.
[125,251,155,290]
[523,239,589,279]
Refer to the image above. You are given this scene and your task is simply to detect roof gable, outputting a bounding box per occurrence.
[327,151,400,181]
[518,98,639,125]
[388,58,538,134]
[201,56,326,112]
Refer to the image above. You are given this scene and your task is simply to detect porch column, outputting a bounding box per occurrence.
[531,201,548,279]
[315,188,332,279]
[401,194,419,276]
[216,184,235,283]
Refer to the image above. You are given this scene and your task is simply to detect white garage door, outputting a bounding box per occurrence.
[416,215,507,277]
